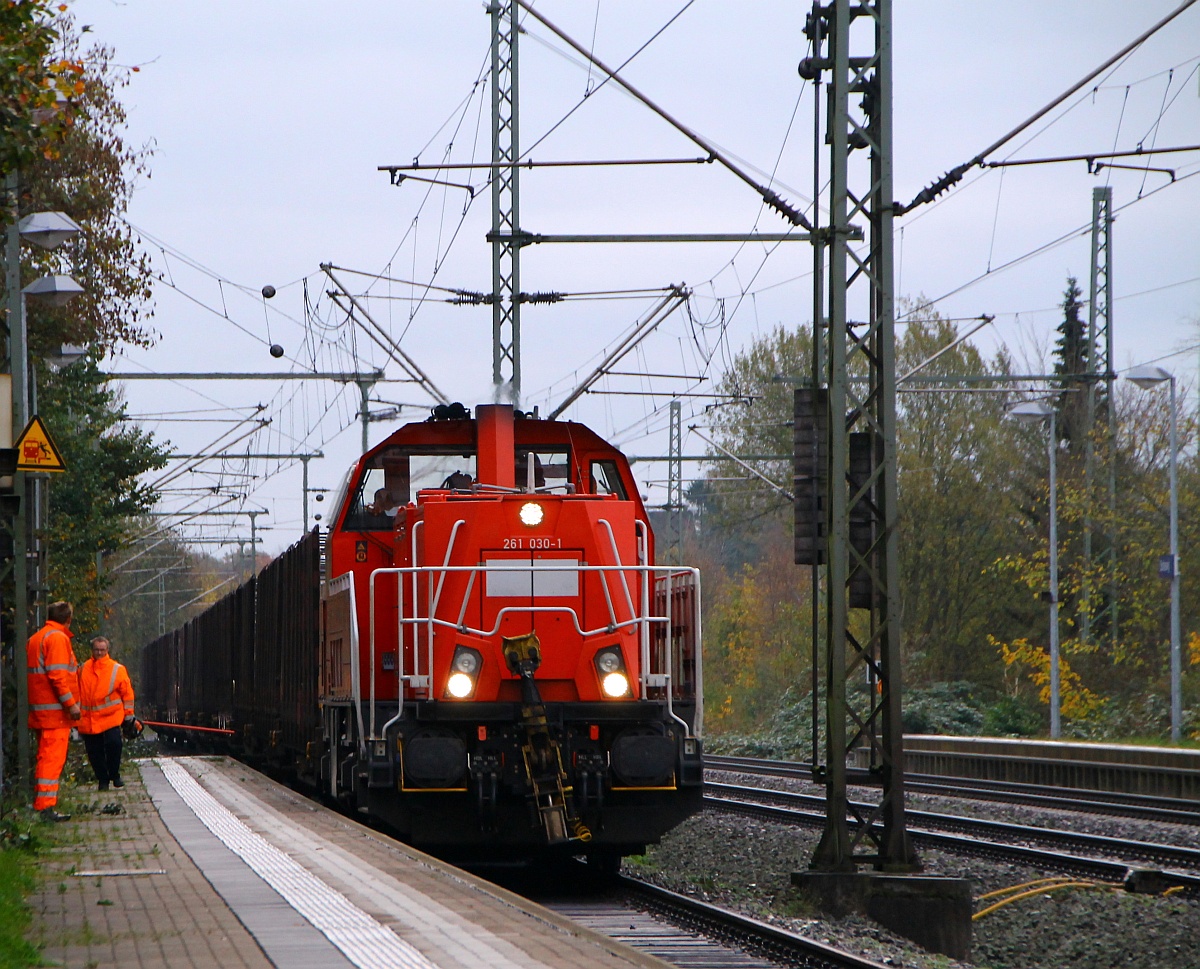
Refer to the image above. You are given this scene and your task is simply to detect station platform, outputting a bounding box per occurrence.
[27,755,670,969]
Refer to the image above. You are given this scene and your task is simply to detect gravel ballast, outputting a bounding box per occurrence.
[623,773,1200,969]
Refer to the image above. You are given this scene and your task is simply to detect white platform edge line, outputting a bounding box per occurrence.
[154,758,439,969]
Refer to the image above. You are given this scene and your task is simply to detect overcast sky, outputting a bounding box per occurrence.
[67,1,1200,555]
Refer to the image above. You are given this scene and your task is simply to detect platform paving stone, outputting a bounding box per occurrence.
[26,759,273,969]
[26,753,673,969]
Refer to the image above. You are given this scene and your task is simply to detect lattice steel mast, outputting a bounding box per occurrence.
[489,0,522,402]
[1083,186,1116,648]
[666,399,683,565]
[801,0,917,873]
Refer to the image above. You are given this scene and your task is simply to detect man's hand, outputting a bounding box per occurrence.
[67,703,81,720]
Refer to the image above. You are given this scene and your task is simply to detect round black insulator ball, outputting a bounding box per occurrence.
[269,344,285,358]
[262,285,276,299]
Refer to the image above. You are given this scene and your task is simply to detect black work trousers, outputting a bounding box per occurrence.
[82,726,124,785]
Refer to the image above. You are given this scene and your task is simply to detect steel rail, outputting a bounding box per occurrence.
[705,754,1200,825]
[704,790,1200,893]
[614,873,894,969]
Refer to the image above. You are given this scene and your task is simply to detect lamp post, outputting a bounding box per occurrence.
[1127,365,1181,743]
[3,180,83,792]
[1009,400,1061,739]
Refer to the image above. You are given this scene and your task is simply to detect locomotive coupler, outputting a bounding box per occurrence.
[502,632,591,845]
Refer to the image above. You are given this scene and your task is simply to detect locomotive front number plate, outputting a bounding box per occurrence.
[501,537,563,549]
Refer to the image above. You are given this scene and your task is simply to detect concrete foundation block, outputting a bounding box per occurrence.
[792,871,972,960]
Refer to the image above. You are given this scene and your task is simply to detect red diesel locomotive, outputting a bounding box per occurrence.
[143,402,704,863]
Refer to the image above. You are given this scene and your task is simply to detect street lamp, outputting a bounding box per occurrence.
[22,273,84,307]
[46,343,88,370]
[18,211,81,251]
[1126,364,1181,743]
[3,201,82,795]
[1008,400,1062,739]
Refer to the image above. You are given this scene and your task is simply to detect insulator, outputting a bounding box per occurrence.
[797,56,824,81]
[803,7,828,43]
[899,163,973,215]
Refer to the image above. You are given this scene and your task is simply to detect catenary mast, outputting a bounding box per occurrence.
[489,0,522,402]
[799,0,918,873]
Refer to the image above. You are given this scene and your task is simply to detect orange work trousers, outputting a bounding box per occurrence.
[33,727,71,811]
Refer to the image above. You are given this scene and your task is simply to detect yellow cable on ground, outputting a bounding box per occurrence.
[973,881,1119,920]
[975,877,1076,902]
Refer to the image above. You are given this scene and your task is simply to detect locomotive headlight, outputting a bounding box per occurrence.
[602,672,630,698]
[518,501,544,526]
[445,646,482,699]
[595,648,630,698]
[447,673,475,698]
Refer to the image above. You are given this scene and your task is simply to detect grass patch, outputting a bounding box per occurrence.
[0,745,100,968]
[0,831,44,969]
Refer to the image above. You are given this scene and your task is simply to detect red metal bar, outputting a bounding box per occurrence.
[140,720,236,736]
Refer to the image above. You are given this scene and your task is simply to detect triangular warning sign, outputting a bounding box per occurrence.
[15,416,66,473]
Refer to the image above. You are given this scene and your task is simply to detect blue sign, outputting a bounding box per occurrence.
[1158,554,1175,579]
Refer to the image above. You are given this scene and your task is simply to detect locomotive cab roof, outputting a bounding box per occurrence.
[332,403,648,533]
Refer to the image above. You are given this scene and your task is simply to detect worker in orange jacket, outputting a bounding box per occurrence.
[77,636,136,792]
[27,601,79,820]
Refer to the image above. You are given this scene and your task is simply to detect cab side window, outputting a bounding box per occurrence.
[589,460,628,499]
[344,451,410,530]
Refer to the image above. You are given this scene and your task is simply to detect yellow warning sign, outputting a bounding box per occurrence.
[15,416,66,473]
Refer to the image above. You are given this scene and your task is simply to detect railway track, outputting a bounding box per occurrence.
[538,874,894,969]
[704,784,1200,892]
[706,754,1200,826]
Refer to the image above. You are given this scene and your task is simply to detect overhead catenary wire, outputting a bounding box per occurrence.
[900,0,1200,213]
[901,167,1200,319]
[549,289,689,418]
[321,264,449,405]
[116,231,386,502]
[150,418,271,492]
[688,426,793,502]
[514,0,813,231]
[111,6,1200,562]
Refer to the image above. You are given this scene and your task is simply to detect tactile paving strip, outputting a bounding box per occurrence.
[156,758,438,969]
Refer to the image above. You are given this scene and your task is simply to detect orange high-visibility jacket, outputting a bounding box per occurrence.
[77,655,135,735]
[27,621,78,730]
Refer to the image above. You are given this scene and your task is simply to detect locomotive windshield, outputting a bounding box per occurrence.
[344,446,478,530]
[515,449,570,491]
[342,437,628,531]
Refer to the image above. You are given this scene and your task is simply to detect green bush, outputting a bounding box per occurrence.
[902,682,985,735]
[982,694,1043,737]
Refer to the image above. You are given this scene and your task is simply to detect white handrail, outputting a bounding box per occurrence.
[635,519,651,698]
[366,561,702,737]
[597,518,637,620]
[429,519,467,692]
[409,520,424,687]
[455,569,478,629]
[324,573,367,757]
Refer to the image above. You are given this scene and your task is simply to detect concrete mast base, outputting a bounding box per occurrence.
[791,871,972,960]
